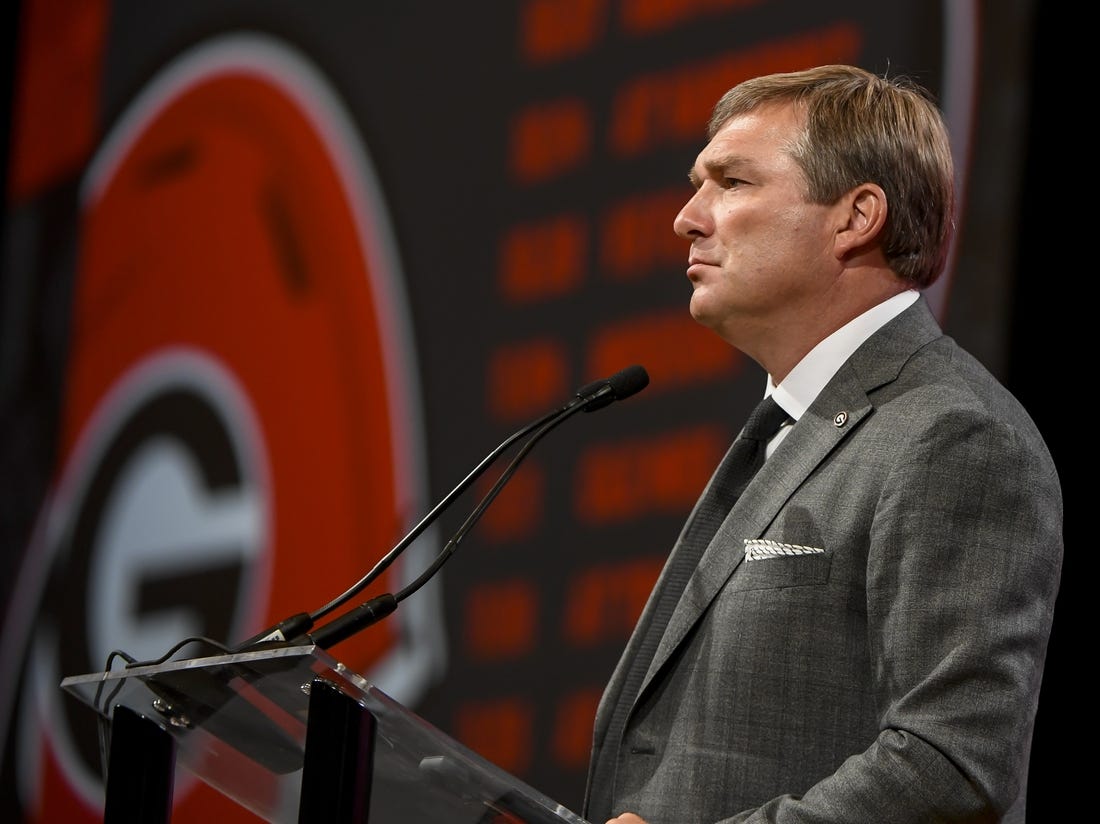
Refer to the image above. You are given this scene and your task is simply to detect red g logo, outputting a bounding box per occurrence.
[8,33,442,822]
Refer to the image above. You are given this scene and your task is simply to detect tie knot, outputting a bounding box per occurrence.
[741,395,789,442]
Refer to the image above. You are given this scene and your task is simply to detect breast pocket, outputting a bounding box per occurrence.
[728,541,833,592]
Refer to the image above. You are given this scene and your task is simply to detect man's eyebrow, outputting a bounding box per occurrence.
[688,153,751,187]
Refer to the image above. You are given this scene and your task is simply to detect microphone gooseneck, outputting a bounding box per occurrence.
[238,365,650,651]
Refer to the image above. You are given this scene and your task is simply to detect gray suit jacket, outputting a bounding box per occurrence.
[584,298,1063,823]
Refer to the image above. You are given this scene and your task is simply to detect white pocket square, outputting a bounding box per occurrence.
[743,539,826,561]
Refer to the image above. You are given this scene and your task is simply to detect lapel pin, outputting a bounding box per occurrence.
[833,411,849,427]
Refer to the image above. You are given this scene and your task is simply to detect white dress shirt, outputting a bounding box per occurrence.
[764,290,920,456]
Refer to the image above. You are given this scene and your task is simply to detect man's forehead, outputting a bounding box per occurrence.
[709,103,800,145]
[694,112,795,169]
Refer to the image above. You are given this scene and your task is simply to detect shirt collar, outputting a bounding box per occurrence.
[766,290,919,420]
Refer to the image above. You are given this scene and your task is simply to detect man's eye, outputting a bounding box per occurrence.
[724,177,744,188]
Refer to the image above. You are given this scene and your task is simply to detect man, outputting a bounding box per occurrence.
[583,65,1062,823]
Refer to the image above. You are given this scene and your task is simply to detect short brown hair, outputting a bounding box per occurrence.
[708,64,955,289]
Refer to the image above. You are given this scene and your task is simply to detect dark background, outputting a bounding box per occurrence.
[0,1,1072,820]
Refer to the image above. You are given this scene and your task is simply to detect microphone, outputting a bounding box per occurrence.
[271,364,650,651]
[234,386,570,650]
[575,364,649,412]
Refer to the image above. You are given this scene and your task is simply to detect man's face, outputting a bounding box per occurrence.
[673,103,842,352]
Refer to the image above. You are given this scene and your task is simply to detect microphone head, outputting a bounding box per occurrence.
[581,365,649,412]
[607,365,649,400]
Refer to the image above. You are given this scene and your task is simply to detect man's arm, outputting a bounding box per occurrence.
[727,407,1063,822]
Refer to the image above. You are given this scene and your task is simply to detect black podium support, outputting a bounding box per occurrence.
[104,704,177,824]
[298,677,376,823]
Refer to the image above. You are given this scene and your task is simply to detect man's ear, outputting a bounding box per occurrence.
[834,183,887,259]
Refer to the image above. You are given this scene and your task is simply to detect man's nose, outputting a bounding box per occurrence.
[673,189,708,239]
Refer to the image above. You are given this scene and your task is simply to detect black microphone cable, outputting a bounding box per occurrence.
[236,365,649,651]
[301,365,649,650]
[232,406,564,649]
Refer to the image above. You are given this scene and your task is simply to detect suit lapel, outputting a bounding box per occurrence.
[638,297,944,696]
[641,381,870,689]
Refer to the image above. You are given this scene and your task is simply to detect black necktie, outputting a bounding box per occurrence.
[587,395,790,821]
[673,394,790,567]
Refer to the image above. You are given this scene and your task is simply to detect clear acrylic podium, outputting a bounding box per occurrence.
[61,644,592,823]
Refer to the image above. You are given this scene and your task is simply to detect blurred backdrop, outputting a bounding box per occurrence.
[0,1,1072,821]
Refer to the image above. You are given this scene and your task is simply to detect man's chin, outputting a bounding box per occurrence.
[688,295,716,328]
